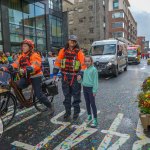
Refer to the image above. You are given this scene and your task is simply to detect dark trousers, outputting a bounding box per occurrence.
[83,86,97,118]
[17,77,51,108]
[62,75,81,114]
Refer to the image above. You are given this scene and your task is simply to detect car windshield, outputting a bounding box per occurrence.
[91,44,116,55]
[128,50,137,56]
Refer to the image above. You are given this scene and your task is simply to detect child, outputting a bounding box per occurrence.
[77,56,98,127]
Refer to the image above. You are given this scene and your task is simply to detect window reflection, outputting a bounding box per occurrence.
[8,0,46,51]
[50,15,62,46]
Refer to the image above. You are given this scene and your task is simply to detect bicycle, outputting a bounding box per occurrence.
[0,69,57,128]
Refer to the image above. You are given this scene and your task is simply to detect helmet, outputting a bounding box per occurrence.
[21,39,34,50]
[68,35,78,42]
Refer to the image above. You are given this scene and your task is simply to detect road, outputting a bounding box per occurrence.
[0,59,150,150]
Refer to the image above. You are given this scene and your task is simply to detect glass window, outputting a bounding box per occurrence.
[0,45,3,51]
[37,37,46,51]
[0,33,2,41]
[9,24,23,34]
[49,0,62,11]
[88,5,93,11]
[89,28,94,33]
[112,12,124,18]
[9,0,23,25]
[112,22,124,28]
[91,44,116,55]
[112,32,123,38]
[23,3,35,36]
[10,34,23,42]
[89,16,94,22]
[50,15,63,46]
[78,8,83,12]
[113,0,119,9]
[35,6,45,30]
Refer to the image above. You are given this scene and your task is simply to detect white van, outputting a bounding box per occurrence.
[89,39,128,77]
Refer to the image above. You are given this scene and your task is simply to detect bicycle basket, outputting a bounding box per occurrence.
[42,79,58,96]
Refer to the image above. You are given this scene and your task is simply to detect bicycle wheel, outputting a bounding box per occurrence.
[33,95,54,112]
[0,92,17,128]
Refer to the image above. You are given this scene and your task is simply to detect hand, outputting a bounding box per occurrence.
[77,75,81,81]
[26,66,34,74]
[53,75,57,81]
[7,65,13,71]
[19,69,25,74]
[93,93,96,97]
[0,67,7,71]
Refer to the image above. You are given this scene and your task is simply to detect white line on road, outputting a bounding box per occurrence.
[5,112,40,132]
[11,141,34,150]
[54,110,100,150]
[98,113,124,150]
[2,106,36,122]
[11,109,86,150]
[132,119,150,150]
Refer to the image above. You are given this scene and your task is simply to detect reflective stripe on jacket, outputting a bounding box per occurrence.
[12,52,43,77]
[54,48,86,72]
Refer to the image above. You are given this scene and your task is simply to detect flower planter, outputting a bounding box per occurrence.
[139,113,150,131]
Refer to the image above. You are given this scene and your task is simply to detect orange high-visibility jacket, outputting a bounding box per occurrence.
[12,52,43,78]
[54,48,86,71]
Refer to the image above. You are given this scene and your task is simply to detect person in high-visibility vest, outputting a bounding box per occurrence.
[1,39,52,110]
[53,35,86,119]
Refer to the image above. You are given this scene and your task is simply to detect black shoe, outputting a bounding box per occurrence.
[64,113,71,119]
[73,113,79,120]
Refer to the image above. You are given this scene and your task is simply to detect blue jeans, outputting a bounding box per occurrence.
[18,77,51,108]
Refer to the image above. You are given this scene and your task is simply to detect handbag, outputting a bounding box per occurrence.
[42,79,58,96]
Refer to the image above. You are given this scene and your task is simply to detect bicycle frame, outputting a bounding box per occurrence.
[1,70,34,108]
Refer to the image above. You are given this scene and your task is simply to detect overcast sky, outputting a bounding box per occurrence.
[129,0,150,42]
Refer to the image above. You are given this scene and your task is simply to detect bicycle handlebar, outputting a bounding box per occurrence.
[0,68,19,74]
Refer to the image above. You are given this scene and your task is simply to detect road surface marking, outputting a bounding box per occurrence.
[5,112,40,132]
[11,109,86,150]
[54,110,100,150]
[132,119,150,150]
[98,113,130,150]
[11,141,34,150]
[0,118,3,139]
[2,106,35,122]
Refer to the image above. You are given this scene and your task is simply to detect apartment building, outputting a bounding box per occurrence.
[63,0,109,49]
[108,0,137,44]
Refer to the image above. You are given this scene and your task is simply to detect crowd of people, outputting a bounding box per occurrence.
[0,51,20,65]
[141,53,150,59]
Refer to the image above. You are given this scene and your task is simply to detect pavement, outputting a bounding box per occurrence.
[0,59,150,150]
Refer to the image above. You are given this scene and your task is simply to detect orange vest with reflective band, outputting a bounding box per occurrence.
[19,53,31,71]
[12,52,43,77]
[61,49,80,73]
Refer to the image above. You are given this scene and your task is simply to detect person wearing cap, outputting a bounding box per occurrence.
[1,39,52,110]
[53,35,86,119]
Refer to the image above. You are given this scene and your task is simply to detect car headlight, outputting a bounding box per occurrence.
[107,62,113,66]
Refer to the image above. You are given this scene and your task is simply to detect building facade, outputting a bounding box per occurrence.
[64,0,109,49]
[0,0,66,53]
[108,0,137,44]
[136,36,146,53]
